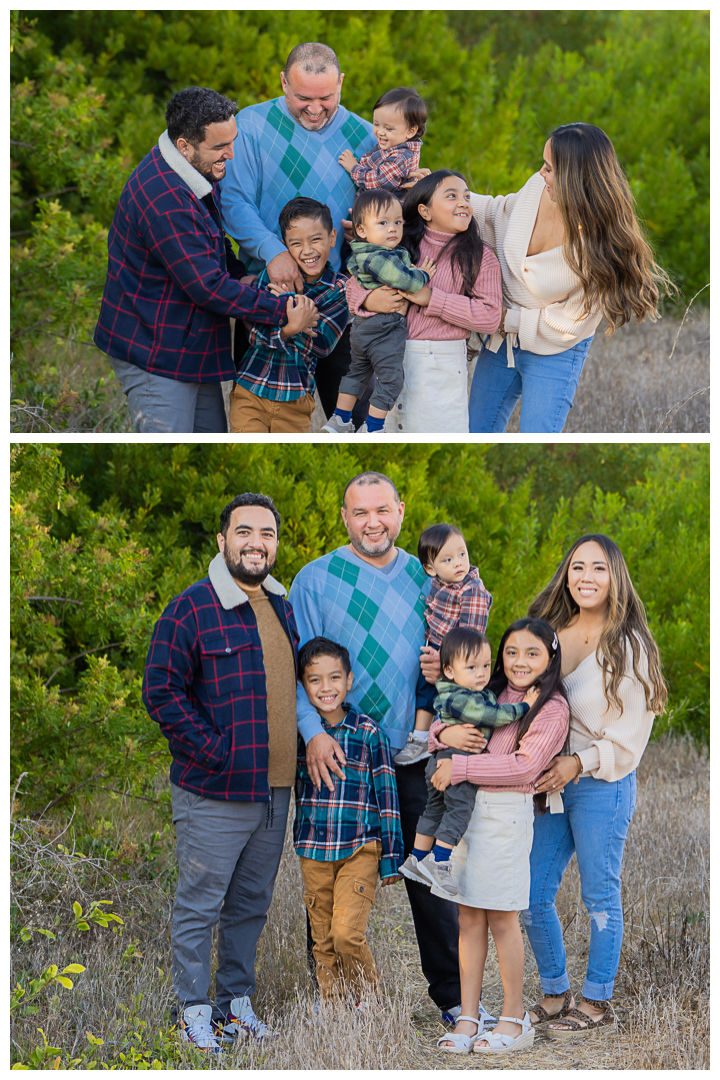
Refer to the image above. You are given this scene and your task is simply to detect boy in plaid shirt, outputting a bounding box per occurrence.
[395,524,493,767]
[230,197,348,434]
[338,87,427,198]
[294,637,403,1005]
[321,189,436,435]
[399,627,539,896]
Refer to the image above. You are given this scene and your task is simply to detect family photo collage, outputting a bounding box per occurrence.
[9,8,710,1072]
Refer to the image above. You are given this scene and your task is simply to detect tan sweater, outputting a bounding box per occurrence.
[565,644,655,782]
[469,172,603,361]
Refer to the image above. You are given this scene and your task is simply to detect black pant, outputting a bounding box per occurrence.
[394,759,461,1010]
[233,320,372,429]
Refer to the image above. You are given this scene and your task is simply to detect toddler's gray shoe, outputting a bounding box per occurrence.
[393,732,431,765]
[422,852,459,897]
[320,414,355,434]
[399,853,434,886]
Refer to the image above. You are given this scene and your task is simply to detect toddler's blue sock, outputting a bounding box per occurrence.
[334,407,352,423]
[412,847,430,862]
[433,845,452,863]
[365,414,385,433]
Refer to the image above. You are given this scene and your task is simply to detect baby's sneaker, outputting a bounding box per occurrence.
[321,414,354,434]
[422,852,459,897]
[394,732,431,765]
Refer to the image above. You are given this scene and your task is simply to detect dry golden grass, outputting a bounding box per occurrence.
[10,736,708,1069]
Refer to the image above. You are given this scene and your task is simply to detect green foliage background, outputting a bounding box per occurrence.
[10,9,709,413]
[11,442,709,815]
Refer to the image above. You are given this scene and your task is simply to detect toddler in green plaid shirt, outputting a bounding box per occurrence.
[294,637,403,1004]
[321,189,436,435]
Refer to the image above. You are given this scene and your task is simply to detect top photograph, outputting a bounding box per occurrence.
[10,10,709,435]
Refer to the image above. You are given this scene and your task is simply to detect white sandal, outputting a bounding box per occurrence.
[437,1015,481,1054]
[473,1012,535,1054]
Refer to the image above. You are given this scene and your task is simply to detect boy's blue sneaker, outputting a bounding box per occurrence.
[442,1002,498,1029]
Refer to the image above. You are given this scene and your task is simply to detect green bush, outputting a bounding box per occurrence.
[10,444,709,814]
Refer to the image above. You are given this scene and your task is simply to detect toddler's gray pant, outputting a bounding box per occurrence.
[170,783,290,1016]
[415,749,478,847]
[338,312,408,412]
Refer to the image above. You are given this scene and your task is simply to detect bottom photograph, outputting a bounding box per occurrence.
[10,442,709,1071]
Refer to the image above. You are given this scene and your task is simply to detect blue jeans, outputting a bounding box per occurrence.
[521,772,637,1001]
[468,335,593,433]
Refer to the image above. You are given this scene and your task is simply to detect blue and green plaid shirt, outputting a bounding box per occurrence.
[236,266,349,401]
[294,705,403,879]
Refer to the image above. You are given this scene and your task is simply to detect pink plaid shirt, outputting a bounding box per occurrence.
[425,566,492,647]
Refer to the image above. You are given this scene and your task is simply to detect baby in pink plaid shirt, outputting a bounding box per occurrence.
[338,87,426,199]
[394,523,493,766]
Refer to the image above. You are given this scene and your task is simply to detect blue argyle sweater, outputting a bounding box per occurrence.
[289,547,431,750]
[219,97,375,274]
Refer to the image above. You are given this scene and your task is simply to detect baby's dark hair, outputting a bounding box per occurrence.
[351,189,402,240]
[374,86,427,139]
[278,197,333,241]
[418,523,466,570]
[298,636,352,679]
[439,627,490,672]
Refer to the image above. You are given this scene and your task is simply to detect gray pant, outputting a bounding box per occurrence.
[415,750,477,847]
[109,356,228,433]
[170,783,290,1014]
[338,312,408,412]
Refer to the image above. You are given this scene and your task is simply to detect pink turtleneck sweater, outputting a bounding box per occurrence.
[346,226,502,340]
[429,686,569,792]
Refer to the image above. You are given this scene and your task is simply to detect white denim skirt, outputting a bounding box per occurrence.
[450,790,535,911]
[384,338,469,433]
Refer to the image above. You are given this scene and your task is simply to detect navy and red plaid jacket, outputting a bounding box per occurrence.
[425,565,493,647]
[142,569,299,801]
[94,144,287,383]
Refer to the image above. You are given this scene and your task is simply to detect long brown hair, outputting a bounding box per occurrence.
[401,170,484,298]
[528,533,667,715]
[548,123,677,334]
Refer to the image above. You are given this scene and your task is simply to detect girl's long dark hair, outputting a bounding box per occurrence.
[401,169,484,298]
[487,617,568,814]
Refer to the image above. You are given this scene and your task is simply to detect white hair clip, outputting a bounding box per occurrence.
[552,633,559,651]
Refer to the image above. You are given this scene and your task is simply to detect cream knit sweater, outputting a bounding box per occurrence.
[565,643,655,782]
[469,172,603,362]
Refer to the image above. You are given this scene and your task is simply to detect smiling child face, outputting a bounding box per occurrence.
[283,215,336,282]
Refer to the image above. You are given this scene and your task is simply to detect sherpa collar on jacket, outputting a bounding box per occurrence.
[208,552,287,611]
[158,129,212,199]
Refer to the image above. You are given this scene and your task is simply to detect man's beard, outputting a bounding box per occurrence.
[188,149,224,184]
[347,526,398,560]
[223,548,276,587]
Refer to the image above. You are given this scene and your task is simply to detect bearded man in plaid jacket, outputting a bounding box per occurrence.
[94,87,319,433]
[143,493,300,1050]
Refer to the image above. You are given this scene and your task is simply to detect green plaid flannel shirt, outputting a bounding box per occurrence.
[433,679,530,743]
[347,241,429,293]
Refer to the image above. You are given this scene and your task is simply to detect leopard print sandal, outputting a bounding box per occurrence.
[546,998,617,1040]
[528,990,573,1028]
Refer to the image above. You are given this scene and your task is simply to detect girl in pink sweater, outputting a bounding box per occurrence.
[346,170,502,432]
[430,618,569,1056]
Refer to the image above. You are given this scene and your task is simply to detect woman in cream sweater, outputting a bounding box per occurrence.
[522,533,667,1038]
[467,123,675,433]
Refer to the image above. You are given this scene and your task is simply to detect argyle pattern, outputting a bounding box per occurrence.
[289,548,431,750]
[220,98,375,274]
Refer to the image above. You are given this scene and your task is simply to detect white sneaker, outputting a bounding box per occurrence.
[213,995,278,1042]
[320,414,355,434]
[178,1004,222,1051]
[394,732,431,765]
